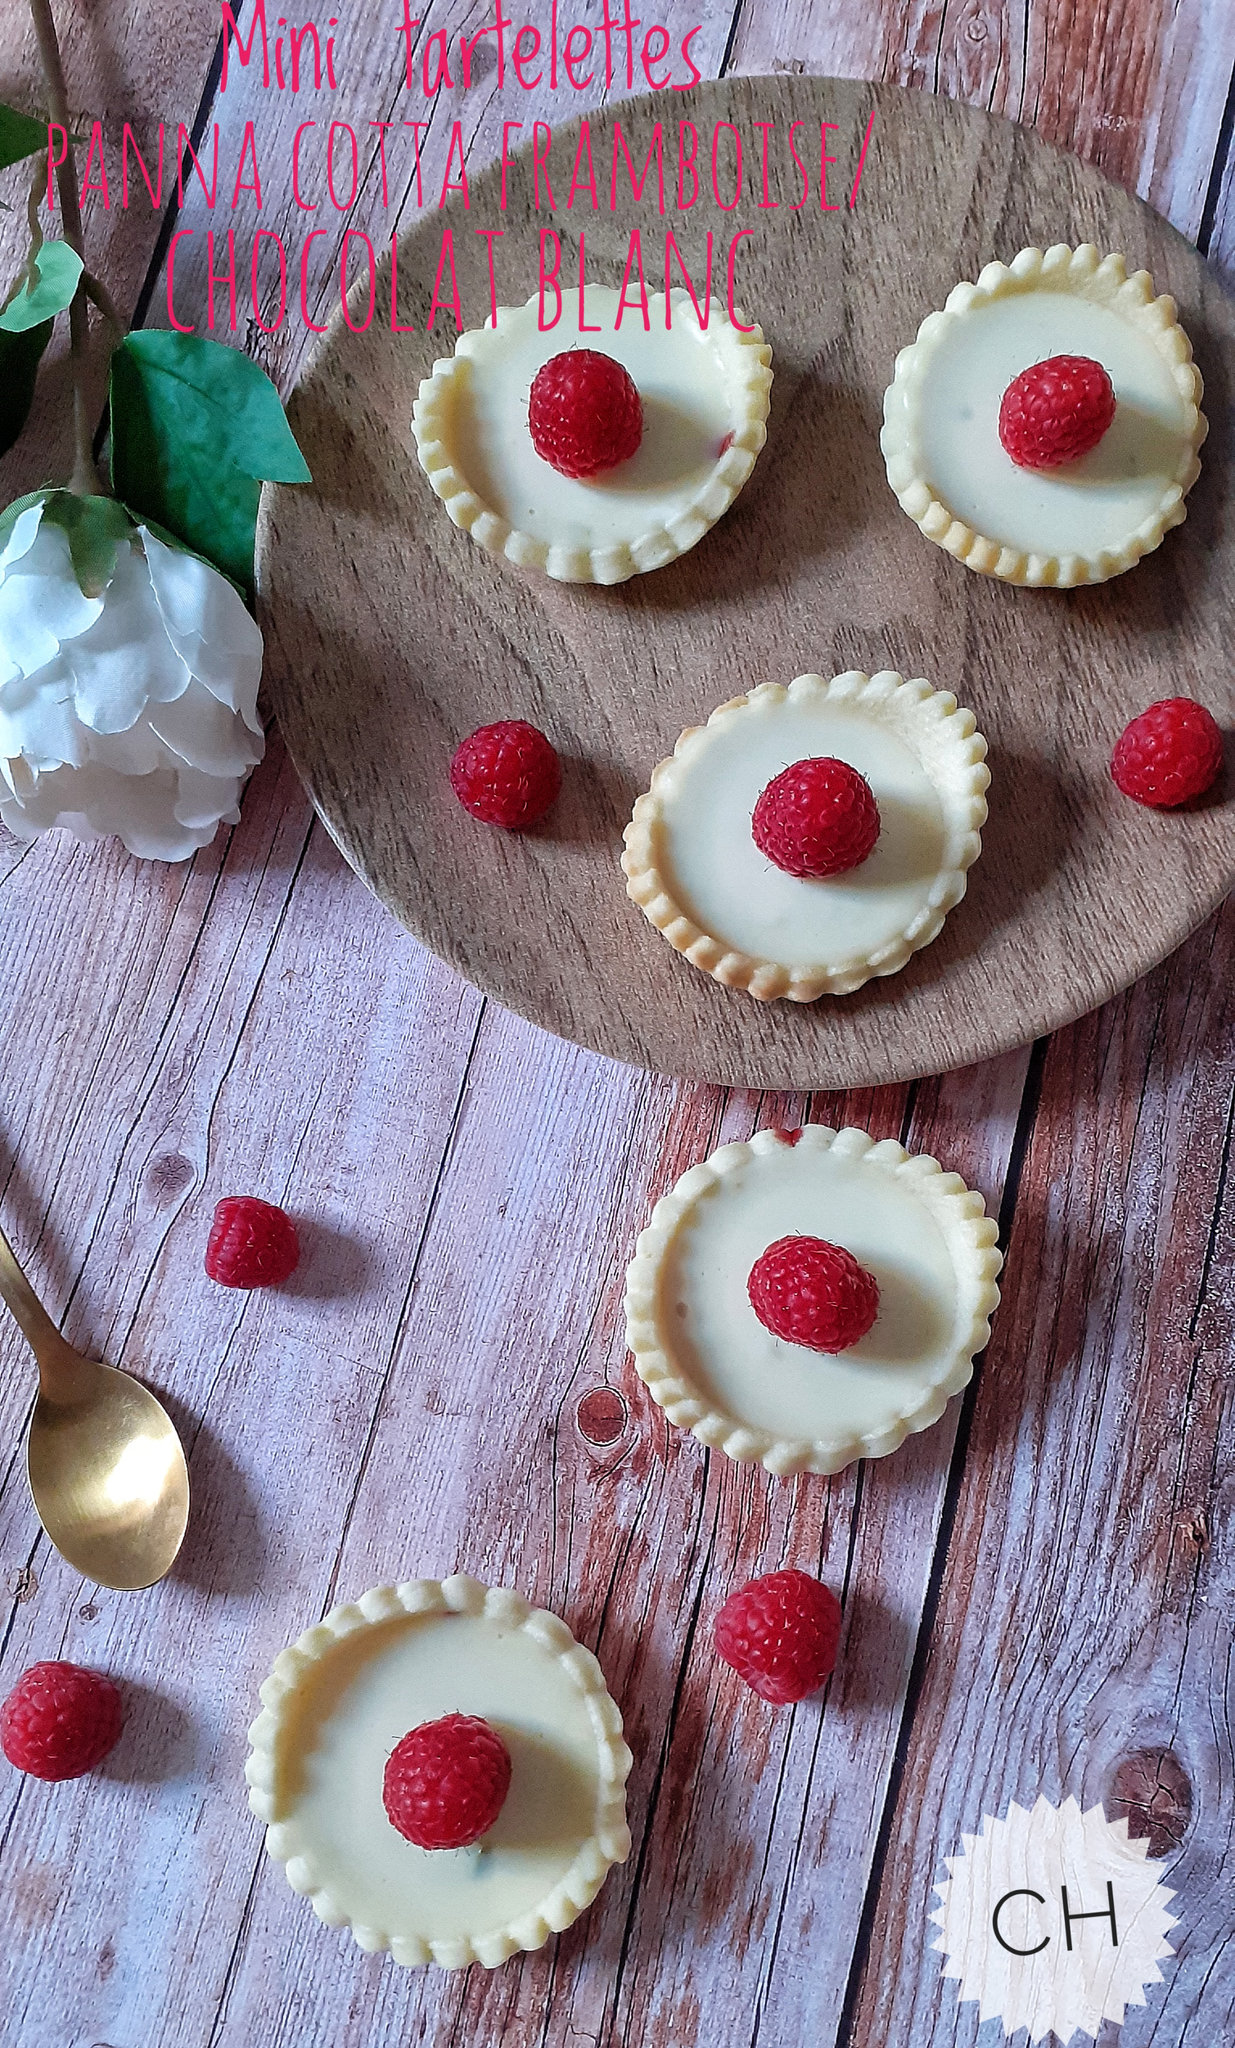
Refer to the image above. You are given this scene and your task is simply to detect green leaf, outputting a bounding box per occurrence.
[0,322,52,458]
[109,331,311,596]
[0,240,82,333]
[0,105,49,173]
[36,491,135,596]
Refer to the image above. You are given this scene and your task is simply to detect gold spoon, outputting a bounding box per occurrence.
[0,1223,189,1590]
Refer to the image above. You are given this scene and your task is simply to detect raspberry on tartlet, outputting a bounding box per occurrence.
[383,1712,512,1850]
[752,756,881,879]
[714,1569,843,1705]
[998,353,1117,470]
[528,349,643,479]
[748,1234,880,1353]
[450,720,562,830]
[1110,697,1223,808]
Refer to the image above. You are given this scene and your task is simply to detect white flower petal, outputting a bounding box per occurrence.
[0,518,103,674]
[0,759,236,861]
[78,714,167,778]
[0,502,45,572]
[142,530,263,719]
[0,651,76,713]
[0,659,86,770]
[64,542,191,732]
[147,678,265,779]
[0,517,263,860]
[172,765,245,831]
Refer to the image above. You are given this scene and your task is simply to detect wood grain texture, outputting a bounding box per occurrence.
[0,3,1232,2045]
[727,0,1235,245]
[849,895,1235,2047]
[0,741,1031,2048]
[259,76,1235,1089]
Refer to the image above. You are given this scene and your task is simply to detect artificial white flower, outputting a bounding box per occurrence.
[0,496,265,861]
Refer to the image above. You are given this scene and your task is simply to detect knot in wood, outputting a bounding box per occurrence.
[575,1387,628,1447]
[145,1151,195,1204]
[1106,1747,1192,1858]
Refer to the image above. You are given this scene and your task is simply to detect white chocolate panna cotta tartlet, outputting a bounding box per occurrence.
[246,1575,631,1970]
[881,244,1206,587]
[625,1125,1003,1477]
[622,672,989,1001]
[412,286,773,584]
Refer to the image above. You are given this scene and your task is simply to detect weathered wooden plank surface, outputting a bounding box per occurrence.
[849,897,1235,2047]
[728,0,1235,246]
[203,1054,1029,2048]
[0,3,1231,2046]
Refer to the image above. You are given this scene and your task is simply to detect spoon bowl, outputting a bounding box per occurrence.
[0,1227,189,1590]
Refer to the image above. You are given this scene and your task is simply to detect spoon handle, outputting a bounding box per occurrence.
[0,1224,68,1362]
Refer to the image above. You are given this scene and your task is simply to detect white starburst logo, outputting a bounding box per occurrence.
[931,1795,1178,2044]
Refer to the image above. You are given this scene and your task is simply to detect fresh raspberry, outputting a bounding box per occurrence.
[1111,697,1223,809]
[528,350,643,479]
[751,758,880,879]
[383,1712,512,1850]
[748,1235,880,1352]
[1,1661,124,1780]
[205,1196,300,1288]
[714,1569,843,1705]
[450,720,561,830]
[998,354,1116,469]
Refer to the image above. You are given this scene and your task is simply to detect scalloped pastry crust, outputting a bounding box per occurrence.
[624,1125,1003,1477]
[621,672,989,1001]
[245,1574,632,1970]
[880,244,1206,586]
[412,286,772,585]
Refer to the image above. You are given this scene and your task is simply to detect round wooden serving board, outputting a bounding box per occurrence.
[258,78,1234,1090]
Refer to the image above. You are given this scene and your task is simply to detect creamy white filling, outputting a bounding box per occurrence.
[275,1613,604,1942]
[656,699,946,969]
[656,1141,960,1442]
[913,292,1192,554]
[451,287,737,547]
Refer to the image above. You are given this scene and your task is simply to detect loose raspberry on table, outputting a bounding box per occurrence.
[205,1196,300,1288]
[998,353,1116,470]
[748,1234,880,1352]
[1,1661,124,1780]
[450,720,562,830]
[1110,697,1223,808]
[528,350,643,479]
[751,757,880,879]
[383,1712,512,1850]
[714,1569,843,1705]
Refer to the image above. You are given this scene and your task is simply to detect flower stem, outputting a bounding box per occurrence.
[29,0,101,496]
[82,270,126,334]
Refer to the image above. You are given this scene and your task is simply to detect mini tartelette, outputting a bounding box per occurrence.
[621,672,989,1001]
[624,1125,1002,1476]
[245,1575,632,1970]
[412,286,772,584]
[881,244,1206,586]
